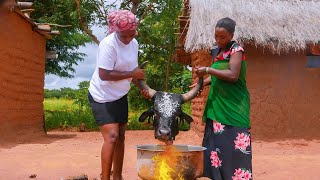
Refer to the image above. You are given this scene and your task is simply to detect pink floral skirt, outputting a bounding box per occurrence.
[202,119,252,180]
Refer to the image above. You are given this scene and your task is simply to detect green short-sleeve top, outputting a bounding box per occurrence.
[203,42,250,128]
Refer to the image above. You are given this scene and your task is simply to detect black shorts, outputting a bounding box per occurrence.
[88,93,128,126]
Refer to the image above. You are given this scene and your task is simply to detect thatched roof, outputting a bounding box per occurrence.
[185,0,320,53]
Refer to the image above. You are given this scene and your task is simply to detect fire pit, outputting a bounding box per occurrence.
[137,144,206,180]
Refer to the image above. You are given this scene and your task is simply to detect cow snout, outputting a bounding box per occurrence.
[156,128,171,141]
[159,128,170,137]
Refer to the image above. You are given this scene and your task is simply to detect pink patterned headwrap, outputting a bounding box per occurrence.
[108,10,137,34]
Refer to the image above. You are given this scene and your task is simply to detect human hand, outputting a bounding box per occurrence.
[189,78,199,88]
[195,66,208,78]
[131,67,145,79]
[141,89,150,99]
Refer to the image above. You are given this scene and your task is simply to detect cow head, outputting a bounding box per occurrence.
[138,61,203,142]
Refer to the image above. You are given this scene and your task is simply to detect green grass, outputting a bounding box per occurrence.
[44,98,74,111]
[44,98,98,131]
[44,98,192,132]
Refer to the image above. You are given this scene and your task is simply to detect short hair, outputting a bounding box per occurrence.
[215,17,236,34]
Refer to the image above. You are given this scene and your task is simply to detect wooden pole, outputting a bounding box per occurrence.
[17,2,33,9]
[46,51,58,60]
[36,25,52,32]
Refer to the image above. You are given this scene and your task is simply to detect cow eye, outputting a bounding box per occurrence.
[154,110,160,115]
[153,110,159,117]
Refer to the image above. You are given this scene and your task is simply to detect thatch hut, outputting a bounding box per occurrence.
[0,0,58,144]
[176,0,320,139]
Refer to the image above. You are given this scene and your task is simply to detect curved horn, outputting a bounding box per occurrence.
[138,61,156,98]
[181,77,203,103]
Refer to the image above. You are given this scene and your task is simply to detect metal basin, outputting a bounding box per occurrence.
[137,144,206,180]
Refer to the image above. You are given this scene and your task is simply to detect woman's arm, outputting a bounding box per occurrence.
[132,78,150,99]
[196,51,243,82]
[203,76,212,86]
[99,67,144,81]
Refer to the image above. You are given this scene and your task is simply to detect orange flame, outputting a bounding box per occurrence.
[152,146,184,180]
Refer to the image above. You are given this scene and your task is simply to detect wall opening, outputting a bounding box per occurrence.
[306,44,320,68]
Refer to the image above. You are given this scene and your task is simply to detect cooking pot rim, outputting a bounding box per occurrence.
[136,144,207,152]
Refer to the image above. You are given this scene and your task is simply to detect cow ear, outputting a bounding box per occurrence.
[181,112,193,124]
[139,108,154,122]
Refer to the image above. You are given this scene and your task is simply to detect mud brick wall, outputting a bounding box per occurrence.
[246,45,320,140]
[0,12,46,142]
[191,46,320,140]
[190,50,211,135]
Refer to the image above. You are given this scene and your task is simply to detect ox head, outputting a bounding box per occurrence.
[138,61,203,142]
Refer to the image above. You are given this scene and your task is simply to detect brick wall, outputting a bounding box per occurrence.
[190,50,211,135]
[191,46,320,140]
[0,12,46,142]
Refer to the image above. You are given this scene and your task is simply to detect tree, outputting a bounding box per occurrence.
[32,0,103,77]
[33,0,186,93]
[74,81,90,112]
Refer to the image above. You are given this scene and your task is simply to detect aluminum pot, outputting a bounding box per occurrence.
[137,144,206,180]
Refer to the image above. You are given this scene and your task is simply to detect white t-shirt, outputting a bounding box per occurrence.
[89,33,138,103]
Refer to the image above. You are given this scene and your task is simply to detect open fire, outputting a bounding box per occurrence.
[137,144,205,180]
[152,146,184,180]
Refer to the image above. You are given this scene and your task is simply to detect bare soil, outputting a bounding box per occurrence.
[0,130,319,180]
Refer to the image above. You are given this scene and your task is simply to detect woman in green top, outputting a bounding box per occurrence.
[195,17,252,180]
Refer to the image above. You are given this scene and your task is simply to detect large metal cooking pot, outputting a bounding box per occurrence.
[137,144,206,180]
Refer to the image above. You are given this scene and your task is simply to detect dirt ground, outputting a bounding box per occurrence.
[0,130,320,180]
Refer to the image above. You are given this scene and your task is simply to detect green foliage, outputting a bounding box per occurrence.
[136,0,184,91]
[170,69,192,94]
[128,84,152,111]
[33,0,100,77]
[44,87,77,99]
[73,81,90,111]
[127,0,193,112]
[44,98,97,130]
[180,102,191,131]
[44,79,192,131]
[127,112,153,130]
[33,0,185,81]
[128,69,192,111]
[44,89,63,99]
[39,0,195,131]
[44,98,74,111]
[44,98,191,131]
[44,82,97,131]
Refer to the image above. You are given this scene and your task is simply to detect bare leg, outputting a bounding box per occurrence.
[112,123,127,180]
[100,123,119,180]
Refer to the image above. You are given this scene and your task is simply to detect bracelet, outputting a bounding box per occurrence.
[205,67,209,74]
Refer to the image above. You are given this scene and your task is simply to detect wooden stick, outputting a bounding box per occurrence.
[49,30,61,35]
[23,13,30,18]
[17,2,33,9]
[75,0,100,45]
[36,25,52,32]
[21,9,35,13]
[46,51,58,60]
[35,23,72,28]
